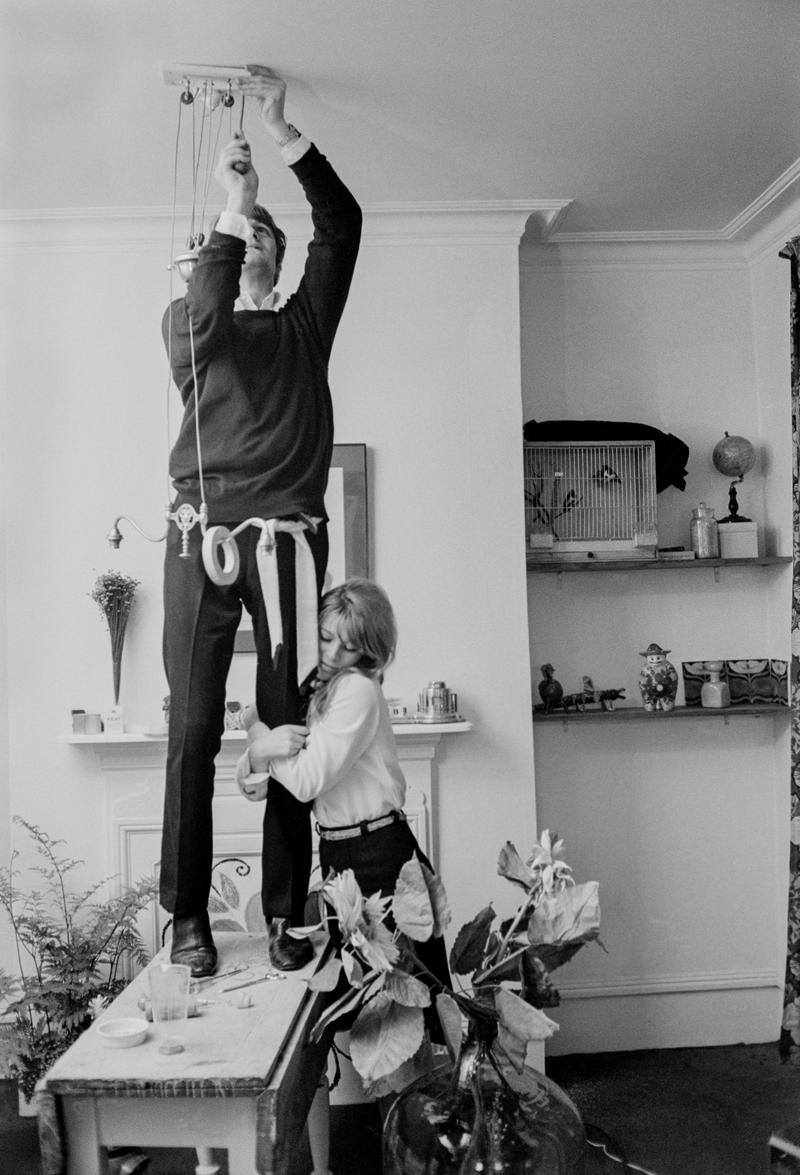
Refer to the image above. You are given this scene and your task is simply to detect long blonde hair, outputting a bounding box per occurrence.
[309,578,397,719]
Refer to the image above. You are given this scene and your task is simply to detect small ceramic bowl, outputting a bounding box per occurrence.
[96,1017,149,1049]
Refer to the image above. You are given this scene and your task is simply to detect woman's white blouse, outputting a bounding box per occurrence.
[236,672,407,828]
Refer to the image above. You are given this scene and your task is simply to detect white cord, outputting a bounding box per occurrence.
[586,1132,660,1175]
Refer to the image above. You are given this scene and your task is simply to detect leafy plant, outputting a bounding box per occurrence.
[0,817,157,1102]
[296,829,601,1098]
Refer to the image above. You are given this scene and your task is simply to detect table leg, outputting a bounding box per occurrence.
[195,1145,221,1174]
[306,1078,331,1175]
[61,1098,107,1175]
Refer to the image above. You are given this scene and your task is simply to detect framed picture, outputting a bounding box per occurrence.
[234,443,369,653]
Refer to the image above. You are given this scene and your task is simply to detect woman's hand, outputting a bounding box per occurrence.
[249,724,309,772]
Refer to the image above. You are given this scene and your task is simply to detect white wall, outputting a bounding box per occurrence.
[4,189,799,1056]
[520,230,795,1052]
[0,201,538,964]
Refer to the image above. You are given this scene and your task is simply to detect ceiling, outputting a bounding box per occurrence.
[4,0,800,242]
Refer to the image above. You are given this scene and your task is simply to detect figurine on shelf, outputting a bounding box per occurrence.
[638,643,679,712]
[562,675,627,713]
[538,663,564,714]
[594,687,626,711]
[561,675,594,712]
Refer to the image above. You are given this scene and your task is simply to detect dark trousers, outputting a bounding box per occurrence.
[319,821,452,996]
[159,513,328,923]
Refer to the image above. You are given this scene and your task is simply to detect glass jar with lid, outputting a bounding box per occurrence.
[690,502,719,559]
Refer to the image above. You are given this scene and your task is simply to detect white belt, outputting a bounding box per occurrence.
[256,519,318,686]
[202,517,319,686]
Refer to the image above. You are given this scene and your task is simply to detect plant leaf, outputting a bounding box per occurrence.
[383,969,431,1008]
[342,948,364,987]
[307,956,342,993]
[529,881,600,946]
[497,842,534,892]
[349,992,425,1082]
[496,1022,529,1073]
[310,976,380,1042]
[419,862,452,937]
[362,1035,436,1099]
[392,856,434,942]
[435,991,463,1062]
[449,906,495,975]
[496,987,559,1045]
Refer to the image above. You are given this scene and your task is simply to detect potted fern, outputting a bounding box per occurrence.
[0,817,157,1110]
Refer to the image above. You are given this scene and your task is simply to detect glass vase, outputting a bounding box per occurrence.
[382,1017,585,1175]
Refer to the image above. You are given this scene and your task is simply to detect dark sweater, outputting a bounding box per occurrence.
[163,144,362,523]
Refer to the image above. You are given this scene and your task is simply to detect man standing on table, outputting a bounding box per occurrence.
[160,65,362,978]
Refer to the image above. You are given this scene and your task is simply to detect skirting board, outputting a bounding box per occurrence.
[545,984,784,1055]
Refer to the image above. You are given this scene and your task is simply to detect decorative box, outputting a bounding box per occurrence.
[718,520,758,559]
[682,659,788,708]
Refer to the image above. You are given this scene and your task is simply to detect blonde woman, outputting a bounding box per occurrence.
[237,578,451,990]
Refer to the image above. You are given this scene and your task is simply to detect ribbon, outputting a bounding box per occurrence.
[255,519,319,686]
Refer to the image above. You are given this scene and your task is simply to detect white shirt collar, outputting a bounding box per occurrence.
[235,289,279,312]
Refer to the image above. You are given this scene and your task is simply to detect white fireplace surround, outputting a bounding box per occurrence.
[65,724,471,959]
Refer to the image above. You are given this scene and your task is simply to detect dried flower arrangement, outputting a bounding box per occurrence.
[90,570,140,705]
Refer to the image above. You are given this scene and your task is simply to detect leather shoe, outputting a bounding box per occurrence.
[170,911,217,978]
[268,921,314,971]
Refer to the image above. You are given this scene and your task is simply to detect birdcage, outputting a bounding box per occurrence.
[524,440,658,560]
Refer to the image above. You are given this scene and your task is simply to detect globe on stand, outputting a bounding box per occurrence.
[712,431,756,522]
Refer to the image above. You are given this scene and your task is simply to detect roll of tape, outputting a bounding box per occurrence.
[202,526,240,586]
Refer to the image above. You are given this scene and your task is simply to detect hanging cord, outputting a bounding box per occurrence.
[167,83,209,524]
[198,86,226,235]
[190,92,209,246]
[163,91,186,506]
[187,315,207,515]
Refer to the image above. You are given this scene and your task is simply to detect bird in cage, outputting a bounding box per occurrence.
[593,464,622,485]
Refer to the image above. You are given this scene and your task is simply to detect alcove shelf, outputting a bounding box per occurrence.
[532,704,789,726]
[526,555,791,574]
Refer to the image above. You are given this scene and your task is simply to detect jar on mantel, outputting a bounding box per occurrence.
[701,661,730,709]
[690,502,720,559]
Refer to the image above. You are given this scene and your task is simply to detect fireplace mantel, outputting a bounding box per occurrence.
[63,721,472,951]
[61,721,472,770]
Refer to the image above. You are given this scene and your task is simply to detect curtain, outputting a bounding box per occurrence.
[780,236,800,1062]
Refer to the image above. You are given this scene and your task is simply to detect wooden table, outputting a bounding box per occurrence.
[36,932,333,1175]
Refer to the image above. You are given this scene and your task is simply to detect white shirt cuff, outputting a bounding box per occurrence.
[215,210,250,241]
[281,133,311,166]
[235,748,270,798]
[213,136,309,240]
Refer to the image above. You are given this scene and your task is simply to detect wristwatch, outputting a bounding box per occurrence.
[276,124,301,148]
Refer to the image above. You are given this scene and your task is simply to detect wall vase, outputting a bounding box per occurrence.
[91,571,139,736]
[638,643,679,712]
[382,1015,585,1174]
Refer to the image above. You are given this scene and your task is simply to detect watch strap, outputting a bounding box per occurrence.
[276,124,301,148]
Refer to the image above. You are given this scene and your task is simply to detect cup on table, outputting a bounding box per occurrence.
[147,962,191,1054]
